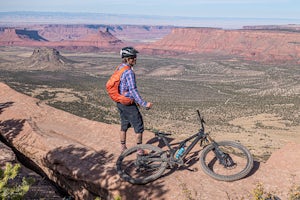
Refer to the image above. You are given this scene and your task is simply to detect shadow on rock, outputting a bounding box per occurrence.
[146,133,175,149]
[0,119,25,141]
[0,101,14,114]
[118,179,169,200]
[183,149,201,169]
[246,160,260,178]
[43,144,116,199]
[44,144,170,200]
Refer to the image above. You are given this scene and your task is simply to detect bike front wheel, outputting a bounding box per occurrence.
[116,144,168,184]
[200,141,253,182]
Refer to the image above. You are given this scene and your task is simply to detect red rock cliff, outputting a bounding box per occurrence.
[139,28,300,63]
[0,28,123,48]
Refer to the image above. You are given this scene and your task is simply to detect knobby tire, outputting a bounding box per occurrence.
[116,144,168,184]
[200,141,253,181]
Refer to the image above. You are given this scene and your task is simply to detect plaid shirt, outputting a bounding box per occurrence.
[118,63,147,107]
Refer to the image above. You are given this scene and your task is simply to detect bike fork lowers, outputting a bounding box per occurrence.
[212,143,235,167]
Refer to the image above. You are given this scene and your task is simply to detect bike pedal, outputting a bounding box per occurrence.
[182,166,198,172]
[190,167,198,172]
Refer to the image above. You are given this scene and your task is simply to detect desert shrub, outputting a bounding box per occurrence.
[250,182,300,200]
[95,195,121,200]
[0,163,34,200]
[289,184,300,200]
[34,90,57,100]
[252,182,279,200]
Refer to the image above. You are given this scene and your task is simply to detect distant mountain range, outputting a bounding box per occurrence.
[1,11,300,29]
[1,24,299,63]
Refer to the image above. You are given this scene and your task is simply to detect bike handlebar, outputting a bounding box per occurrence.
[196,110,205,130]
[197,110,201,119]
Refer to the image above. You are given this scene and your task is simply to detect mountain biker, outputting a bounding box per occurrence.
[117,47,153,153]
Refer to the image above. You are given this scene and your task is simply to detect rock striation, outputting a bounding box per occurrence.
[138,27,300,63]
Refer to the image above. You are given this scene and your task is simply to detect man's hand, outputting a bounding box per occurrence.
[146,102,153,110]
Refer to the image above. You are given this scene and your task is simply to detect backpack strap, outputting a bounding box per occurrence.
[116,64,131,73]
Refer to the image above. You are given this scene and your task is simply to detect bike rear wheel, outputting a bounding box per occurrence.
[200,141,253,181]
[116,144,168,184]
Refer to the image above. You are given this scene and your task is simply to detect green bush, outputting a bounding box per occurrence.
[0,163,34,200]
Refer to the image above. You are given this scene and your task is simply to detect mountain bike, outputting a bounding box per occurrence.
[116,110,254,184]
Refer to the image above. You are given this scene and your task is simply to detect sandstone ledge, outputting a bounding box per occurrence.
[0,82,300,200]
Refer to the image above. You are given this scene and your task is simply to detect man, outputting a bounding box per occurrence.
[117,47,153,153]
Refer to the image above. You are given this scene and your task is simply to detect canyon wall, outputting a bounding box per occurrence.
[0,25,300,63]
[138,27,300,63]
[0,28,123,48]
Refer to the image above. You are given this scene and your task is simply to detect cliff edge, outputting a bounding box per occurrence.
[0,82,299,199]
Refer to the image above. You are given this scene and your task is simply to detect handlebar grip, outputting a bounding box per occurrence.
[197,110,201,118]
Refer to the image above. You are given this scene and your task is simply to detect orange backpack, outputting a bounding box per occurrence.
[106,65,134,105]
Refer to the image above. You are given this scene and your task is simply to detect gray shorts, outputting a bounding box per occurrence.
[117,103,144,133]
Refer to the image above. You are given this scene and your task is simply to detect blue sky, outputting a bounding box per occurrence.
[1,0,299,28]
[1,0,299,19]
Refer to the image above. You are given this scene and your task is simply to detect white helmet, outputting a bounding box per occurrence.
[120,47,139,58]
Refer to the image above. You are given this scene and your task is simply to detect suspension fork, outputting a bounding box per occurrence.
[210,139,234,167]
[206,135,224,157]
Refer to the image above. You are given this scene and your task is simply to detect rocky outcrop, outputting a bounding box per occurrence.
[0,28,123,49]
[29,47,71,66]
[37,24,96,41]
[138,27,300,63]
[30,47,68,64]
[37,24,172,42]
[16,47,73,71]
[74,29,123,47]
[0,140,16,167]
[1,25,300,63]
[0,82,300,199]
[0,139,64,199]
[0,28,48,46]
[15,29,48,41]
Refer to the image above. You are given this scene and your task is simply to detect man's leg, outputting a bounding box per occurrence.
[131,105,144,155]
[117,103,130,153]
[136,133,145,155]
[136,133,143,145]
[130,105,144,145]
[120,130,127,152]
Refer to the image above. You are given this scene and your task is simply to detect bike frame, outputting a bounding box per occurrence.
[156,110,213,165]
[117,110,253,184]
